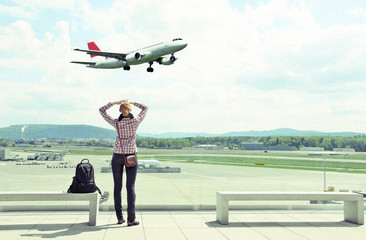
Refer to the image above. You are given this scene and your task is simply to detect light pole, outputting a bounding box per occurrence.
[323,153,326,191]
[21,126,28,139]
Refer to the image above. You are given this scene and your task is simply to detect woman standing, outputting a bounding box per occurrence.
[99,100,148,226]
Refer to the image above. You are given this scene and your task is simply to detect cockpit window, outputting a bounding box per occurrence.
[173,38,183,41]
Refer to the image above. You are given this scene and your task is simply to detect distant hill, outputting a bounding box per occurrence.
[218,128,366,137]
[0,125,364,139]
[140,128,365,138]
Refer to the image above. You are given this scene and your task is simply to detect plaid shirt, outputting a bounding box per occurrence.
[99,102,148,154]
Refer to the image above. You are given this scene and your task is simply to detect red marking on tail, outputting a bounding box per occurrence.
[87,42,100,58]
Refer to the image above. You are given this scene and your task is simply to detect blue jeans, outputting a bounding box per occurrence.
[111,152,137,222]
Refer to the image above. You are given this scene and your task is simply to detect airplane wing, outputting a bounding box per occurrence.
[73,48,127,60]
[70,61,96,66]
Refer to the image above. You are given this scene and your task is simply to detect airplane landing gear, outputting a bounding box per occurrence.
[147,62,154,72]
[123,65,130,71]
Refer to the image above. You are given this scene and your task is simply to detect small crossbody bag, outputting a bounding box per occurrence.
[116,122,137,167]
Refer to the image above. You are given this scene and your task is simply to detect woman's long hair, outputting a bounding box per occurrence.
[118,103,134,121]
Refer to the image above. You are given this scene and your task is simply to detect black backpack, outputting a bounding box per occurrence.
[68,159,101,194]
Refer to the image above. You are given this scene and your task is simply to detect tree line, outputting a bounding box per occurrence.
[135,135,366,152]
[260,136,366,151]
[2,135,365,152]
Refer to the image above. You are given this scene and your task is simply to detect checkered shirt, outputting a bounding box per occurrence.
[99,102,148,154]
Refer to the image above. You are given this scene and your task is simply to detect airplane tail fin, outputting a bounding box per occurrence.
[87,42,101,58]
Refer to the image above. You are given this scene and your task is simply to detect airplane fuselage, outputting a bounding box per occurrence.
[91,39,187,69]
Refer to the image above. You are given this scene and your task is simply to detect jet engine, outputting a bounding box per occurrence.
[125,52,142,62]
[159,55,176,65]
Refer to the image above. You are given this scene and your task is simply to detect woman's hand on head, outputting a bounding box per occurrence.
[112,100,126,105]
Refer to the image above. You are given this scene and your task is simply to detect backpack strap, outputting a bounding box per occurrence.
[96,186,102,196]
[97,187,110,203]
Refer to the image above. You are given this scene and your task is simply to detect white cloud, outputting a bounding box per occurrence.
[0,21,42,57]
[0,4,36,19]
[282,0,318,28]
[13,0,76,10]
[348,7,366,18]
[244,0,288,28]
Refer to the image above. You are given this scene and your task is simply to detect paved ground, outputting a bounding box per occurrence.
[1,210,366,240]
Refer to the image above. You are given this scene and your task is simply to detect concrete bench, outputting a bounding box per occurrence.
[216,191,364,225]
[0,192,100,226]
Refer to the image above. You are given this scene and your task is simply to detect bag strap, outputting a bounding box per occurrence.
[81,158,89,163]
[116,122,126,156]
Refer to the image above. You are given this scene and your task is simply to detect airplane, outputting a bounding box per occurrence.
[71,38,188,72]
[104,159,162,168]
[137,159,162,168]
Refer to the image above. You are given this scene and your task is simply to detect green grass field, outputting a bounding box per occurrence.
[64,147,366,174]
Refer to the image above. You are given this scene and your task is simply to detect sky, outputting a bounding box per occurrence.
[1,0,366,134]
